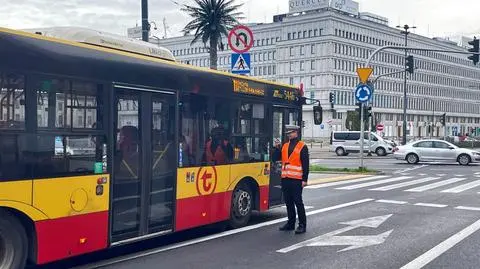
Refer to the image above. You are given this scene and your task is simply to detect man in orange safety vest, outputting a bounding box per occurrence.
[273,125,309,234]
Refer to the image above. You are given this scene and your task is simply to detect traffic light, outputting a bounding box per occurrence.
[440,113,446,126]
[405,55,414,74]
[329,92,335,104]
[468,37,479,65]
[364,106,372,122]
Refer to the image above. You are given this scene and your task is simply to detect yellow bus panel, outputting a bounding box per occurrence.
[0,180,32,204]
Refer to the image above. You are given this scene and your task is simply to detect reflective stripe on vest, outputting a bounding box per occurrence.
[281,141,305,180]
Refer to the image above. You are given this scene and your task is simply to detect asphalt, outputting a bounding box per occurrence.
[53,161,480,269]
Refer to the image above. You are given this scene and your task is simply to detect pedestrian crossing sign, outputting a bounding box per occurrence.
[231,53,250,74]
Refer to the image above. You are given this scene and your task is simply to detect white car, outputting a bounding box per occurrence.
[330,131,393,156]
[393,139,480,165]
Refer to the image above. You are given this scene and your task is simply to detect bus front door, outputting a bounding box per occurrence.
[269,108,285,206]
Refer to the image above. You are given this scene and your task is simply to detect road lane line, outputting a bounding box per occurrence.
[305,175,388,189]
[369,177,439,191]
[75,199,374,269]
[336,176,411,190]
[376,199,408,205]
[405,178,467,192]
[394,164,429,174]
[455,206,480,211]
[441,180,480,193]
[400,218,480,269]
[414,203,448,208]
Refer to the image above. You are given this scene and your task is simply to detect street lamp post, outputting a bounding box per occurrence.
[141,0,149,42]
[397,24,416,145]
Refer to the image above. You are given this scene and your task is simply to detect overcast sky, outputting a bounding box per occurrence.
[1,0,479,39]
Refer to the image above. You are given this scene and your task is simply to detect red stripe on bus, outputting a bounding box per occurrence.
[35,211,108,265]
[175,191,232,231]
[259,185,269,211]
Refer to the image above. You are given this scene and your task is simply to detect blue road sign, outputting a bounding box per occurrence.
[320,124,325,130]
[231,53,250,74]
[355,84,373,103]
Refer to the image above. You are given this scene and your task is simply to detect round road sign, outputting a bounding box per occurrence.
[376,124,384,131]
[355,84,373,103]
[228,25,254,53]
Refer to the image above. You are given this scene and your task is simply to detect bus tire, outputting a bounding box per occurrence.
[0,210,28,269]
[228,183,253,229]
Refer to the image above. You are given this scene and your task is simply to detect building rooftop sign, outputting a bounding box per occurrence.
[289,0,329,13]
[289,0,359,15]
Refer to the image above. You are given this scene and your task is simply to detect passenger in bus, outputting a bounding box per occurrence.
[116,126,139,179]
[203,126,233,165]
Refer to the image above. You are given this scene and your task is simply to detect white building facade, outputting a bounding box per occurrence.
[155,2,480,140]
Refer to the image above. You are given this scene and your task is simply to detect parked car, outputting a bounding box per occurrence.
[393,139,480,165]
[330,131,393,156]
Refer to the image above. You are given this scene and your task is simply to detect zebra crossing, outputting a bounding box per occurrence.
[306,174,480,194]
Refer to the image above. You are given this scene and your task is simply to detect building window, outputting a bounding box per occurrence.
[289,77,294,85]
[300,46,305,55]
[290,47,295,56]
[311,44,315,54]
[311,60,316,70]
[287,33,291,40]
[310,76,315,86]
[314,29,318,36]
[290,62,295,72]
[300,61,305,71]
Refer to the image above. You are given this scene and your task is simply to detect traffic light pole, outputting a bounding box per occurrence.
[141,0,149,42]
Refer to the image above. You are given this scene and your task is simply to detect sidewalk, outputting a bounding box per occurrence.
[308,173,371,186]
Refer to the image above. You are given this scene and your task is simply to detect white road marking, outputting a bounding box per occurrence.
[414,203,448,208]
[376,199,408,205]
[400,218,480,269]
[454,175,465,177]
[336,176,411,190]
[436,174,446,176]
[418,173,427,176]
[282,205,314,210]
[277,214,393,253]
[369,177,439,191]
[455,206,480,211]
[74,199,374,269]
[394,164,429,174]
[441,180,480,193]
[405,178,467,192]
[305,175,389,189]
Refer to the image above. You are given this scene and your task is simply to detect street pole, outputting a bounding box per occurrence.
[360,102,365,169]
[141,0,149,42]
[432,100,435,138]
[401,25,410,145]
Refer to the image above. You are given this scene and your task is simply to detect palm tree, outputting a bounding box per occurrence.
[182,0,244,70]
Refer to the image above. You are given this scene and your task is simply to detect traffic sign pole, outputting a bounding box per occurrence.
[360,102,365,169]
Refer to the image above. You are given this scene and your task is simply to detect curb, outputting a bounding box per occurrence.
[307,173,377,186]
[310,171,384,175]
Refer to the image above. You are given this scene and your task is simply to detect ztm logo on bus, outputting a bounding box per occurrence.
[196,166,218,196]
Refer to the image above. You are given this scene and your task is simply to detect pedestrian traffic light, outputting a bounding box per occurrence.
[405,55,414,74]
[440,113,446,126]
[329,92,335,104]
[468,37,479,65]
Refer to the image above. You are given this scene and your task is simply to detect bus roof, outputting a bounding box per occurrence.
[22,27,176,62]
[0,27,296,90]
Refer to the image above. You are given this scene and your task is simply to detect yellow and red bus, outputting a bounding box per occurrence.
[0,27,320,268]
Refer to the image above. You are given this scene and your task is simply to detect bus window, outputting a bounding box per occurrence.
[0,72,25,129]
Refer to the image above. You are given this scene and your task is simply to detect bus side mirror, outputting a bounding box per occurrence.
[313,106,322,125]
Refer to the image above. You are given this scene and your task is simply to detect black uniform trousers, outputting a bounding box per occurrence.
[281,178,306,227]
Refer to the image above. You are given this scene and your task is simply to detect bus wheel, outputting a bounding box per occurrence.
[229,183,253,229]
[0,210,28,269]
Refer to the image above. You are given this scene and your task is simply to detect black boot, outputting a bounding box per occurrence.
[295,225,306,234]
[279,223,295,231]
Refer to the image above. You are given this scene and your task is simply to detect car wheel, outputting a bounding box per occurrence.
[458,154,471,166]
[0,210,28,269]
[375,147,387,156]
[335,147,345,156]
[228,183,253,229]
[406,153,419,164]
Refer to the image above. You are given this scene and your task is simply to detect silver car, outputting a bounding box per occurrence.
[393,139,480,165]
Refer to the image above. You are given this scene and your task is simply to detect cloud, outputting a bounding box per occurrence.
[0,0,478,38]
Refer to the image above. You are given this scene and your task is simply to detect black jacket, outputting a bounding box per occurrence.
[272,138,309,182]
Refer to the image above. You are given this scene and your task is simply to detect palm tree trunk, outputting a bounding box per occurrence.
[209,38,218,70]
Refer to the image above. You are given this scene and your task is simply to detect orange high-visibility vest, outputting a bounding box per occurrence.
[281,141,305,180]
